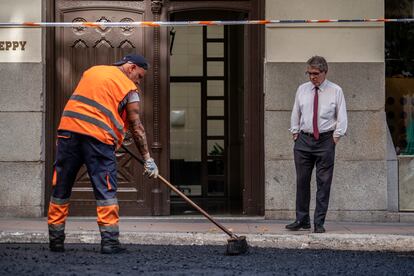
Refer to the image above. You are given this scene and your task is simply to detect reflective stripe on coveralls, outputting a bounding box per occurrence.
[70,94,125,135]
[47,196,70,229]
[62,110,119,145]
[96,198,119,234]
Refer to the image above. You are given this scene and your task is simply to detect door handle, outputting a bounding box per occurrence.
[169,27,176,55]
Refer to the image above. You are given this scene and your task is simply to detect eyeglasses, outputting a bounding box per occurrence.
[305,71,323,77]
[305,71,326,77]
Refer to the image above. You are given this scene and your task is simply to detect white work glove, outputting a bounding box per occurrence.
[144,158,158,178]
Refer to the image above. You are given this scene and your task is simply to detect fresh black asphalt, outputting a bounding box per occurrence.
[0,243,413,275]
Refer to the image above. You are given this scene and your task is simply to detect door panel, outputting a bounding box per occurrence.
[54,1,156,216]
[167,4,264,215]
[48,0,263,217]
[168,14,234,215]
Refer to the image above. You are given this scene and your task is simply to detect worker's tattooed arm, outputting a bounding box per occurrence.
[126,101,150,160]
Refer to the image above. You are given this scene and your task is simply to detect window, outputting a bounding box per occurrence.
[385,0,414,155]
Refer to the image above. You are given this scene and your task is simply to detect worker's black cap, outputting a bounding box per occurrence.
[113,54,149,70]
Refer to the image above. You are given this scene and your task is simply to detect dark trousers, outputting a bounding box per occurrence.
[52,130,117,201]
[293,131,336,225]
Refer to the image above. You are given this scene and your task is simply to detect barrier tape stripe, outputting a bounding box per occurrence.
[0,18,413,28]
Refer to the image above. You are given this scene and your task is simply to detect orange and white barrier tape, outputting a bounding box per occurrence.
[0,18,413,28]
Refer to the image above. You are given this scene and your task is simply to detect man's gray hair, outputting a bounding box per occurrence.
[307,56,328,72]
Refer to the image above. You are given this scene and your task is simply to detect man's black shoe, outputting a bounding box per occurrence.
[49,241,65,252]
[101,241,127,254]
[285,221,311,231]
[314,224,326,233]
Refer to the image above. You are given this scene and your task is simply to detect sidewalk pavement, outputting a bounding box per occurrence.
[1,217,414,252]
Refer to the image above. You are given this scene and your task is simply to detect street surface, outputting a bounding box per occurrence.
[0,243,413,275]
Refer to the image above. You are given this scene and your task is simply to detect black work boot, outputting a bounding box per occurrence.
[101,239,127,254]
[49,230,65,252]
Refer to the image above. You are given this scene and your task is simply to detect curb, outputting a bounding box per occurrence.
[1,231,414,252]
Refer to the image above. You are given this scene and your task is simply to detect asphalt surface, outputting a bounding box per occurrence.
[0,244,413,275]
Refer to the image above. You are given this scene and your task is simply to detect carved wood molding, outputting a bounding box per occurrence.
[167,1,251,12]
[151,0,164,14]
[150,0,164,216]
[56,0,145,11]
[151,0,164,151]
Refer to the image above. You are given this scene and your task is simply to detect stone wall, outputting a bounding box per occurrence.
[0,0,44,217]
[399,156,414,211]
[264,0,395,221]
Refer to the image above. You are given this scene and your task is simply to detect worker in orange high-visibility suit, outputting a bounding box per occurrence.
[48,54,158,254]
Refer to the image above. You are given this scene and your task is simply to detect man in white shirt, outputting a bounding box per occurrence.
[286,56,347,233]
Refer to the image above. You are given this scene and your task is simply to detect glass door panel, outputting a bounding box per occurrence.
[170,82,201,197]
[207,80,224,96]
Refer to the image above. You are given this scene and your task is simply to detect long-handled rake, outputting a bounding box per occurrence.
[122,145,249,255]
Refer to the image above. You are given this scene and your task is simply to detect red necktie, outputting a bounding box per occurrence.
[313,86,320,140]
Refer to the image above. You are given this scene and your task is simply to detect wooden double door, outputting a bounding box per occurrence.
[46,0,264,216]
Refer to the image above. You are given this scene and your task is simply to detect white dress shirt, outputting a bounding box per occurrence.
[290,79,347,137]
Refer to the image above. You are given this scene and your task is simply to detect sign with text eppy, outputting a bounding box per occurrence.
[0,40,27,51]
[0,29,41,62]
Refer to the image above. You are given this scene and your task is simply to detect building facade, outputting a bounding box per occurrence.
[0,0,412,222]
